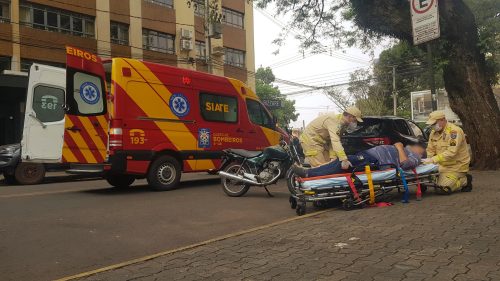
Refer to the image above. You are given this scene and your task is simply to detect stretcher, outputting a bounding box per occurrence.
[288,164,439,216]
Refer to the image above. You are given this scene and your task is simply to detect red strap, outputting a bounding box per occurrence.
[346,175,361,202]
[413,168,422,201]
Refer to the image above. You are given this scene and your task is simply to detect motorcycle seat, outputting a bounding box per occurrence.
[226,149,262,158]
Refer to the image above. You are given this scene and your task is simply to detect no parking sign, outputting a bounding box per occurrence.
[410,0,440,45]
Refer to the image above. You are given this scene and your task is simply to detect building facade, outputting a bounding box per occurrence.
[0,0,255,88]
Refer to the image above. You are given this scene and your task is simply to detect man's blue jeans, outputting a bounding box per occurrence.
[307,151,379,177]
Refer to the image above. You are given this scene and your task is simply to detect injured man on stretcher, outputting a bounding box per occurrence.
[292,143,426,178]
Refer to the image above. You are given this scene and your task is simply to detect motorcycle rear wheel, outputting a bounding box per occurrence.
[221,162,251,197]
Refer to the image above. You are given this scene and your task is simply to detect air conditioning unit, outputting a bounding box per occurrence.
[180,28,193,39]
[212,46,225,56]
[181,39,193,51]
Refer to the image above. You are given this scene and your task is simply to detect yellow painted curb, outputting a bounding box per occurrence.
[54,209,331,281]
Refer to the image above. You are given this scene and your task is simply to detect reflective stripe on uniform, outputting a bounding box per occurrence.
[304,150,319,157]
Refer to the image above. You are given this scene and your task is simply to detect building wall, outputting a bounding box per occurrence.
[0,0,255,87]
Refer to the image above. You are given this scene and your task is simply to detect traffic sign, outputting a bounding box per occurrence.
[410,0,440,45]
[262,99,282,110]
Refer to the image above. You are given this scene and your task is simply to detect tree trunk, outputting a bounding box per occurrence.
[351,0,500,169]
[439,0,500,169]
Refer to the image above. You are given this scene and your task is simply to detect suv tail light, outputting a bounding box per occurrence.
[109,119,123,150]
[363,137,391,146]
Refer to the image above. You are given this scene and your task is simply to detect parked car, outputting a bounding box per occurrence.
[341,116,426,155]
[0,143,48,185]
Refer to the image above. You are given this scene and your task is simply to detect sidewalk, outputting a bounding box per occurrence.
[71,171,500,281]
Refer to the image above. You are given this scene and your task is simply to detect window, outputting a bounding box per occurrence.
[32,86,65,123]
[200,93,238,123]
[393,120,412,135]
[408,121,425,139]
[142,29,175,54]
[20,59,65,73]
[222,8,244,29]
[0,1,10,23]
[345,119,383,137]
[195,41,206,59]
[0,56,11,72]
[224,48,245,68]
[193,0,205,17]
[19,3,95,38]
[72,72,105,115]
[144,0,173,8]
[246,99,273,128]
[111,22,129,45]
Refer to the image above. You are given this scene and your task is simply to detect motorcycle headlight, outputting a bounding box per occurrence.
[0,144,20,156]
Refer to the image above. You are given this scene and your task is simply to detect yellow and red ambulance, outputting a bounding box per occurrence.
[38,46,281,190]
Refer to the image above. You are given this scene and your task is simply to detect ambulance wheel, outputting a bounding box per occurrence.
[106,174,135,188]
[289,196,297,209]
[147,155,181,191]
[3,173,17,185]
[14,163,45,185]
[296,204,306,216]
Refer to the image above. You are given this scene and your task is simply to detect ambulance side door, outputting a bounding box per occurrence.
[198,92,244,152]
[21,64,66,162]
[64,46,108,164]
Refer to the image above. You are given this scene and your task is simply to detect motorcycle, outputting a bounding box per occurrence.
[218,140,303,197]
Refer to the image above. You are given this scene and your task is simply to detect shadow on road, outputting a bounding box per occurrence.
[80,178,222,195]
[0,174,102,187]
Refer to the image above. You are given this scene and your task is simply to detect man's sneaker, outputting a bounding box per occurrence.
[291,164,308,178]
[461,174,473,192]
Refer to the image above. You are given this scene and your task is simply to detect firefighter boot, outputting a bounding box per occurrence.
[461,174,473,192]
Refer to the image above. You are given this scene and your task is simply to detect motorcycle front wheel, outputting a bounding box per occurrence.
[286,167,300,196]
[221,162,251,197]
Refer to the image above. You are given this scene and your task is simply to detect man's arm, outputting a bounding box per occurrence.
[394,142,408,164]
[325,118,347,161]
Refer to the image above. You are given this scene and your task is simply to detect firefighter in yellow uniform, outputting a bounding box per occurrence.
[423,111,472,194]
[300,107,363,168]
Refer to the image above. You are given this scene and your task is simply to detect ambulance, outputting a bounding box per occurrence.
[19,46,282,190]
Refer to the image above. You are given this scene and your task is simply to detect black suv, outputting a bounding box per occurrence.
[341,116,426,155]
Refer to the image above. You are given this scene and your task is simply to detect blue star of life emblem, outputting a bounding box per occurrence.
[79,82,100,105]
[170,93,190,117]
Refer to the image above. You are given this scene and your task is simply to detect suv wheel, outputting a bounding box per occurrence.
[14,163,46,185]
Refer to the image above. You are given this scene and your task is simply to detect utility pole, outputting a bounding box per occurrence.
[392,65,397,116]
[204,0,212,73]
[427,43,437,110]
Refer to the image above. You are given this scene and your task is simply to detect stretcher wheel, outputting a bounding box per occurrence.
[296,204,306,216]
[289,196,297,209]
[342,199,354,211]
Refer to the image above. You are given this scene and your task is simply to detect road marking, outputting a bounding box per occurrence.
[54,209,332,281]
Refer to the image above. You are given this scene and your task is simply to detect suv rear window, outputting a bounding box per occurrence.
[344,119,383,137]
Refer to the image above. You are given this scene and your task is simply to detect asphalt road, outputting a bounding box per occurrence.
[0,173,297,281]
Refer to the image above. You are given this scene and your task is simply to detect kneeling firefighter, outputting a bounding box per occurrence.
[299,107,363,168]
[423,110,472,194]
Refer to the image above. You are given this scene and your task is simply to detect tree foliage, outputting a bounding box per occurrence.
[255,67,299,128]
